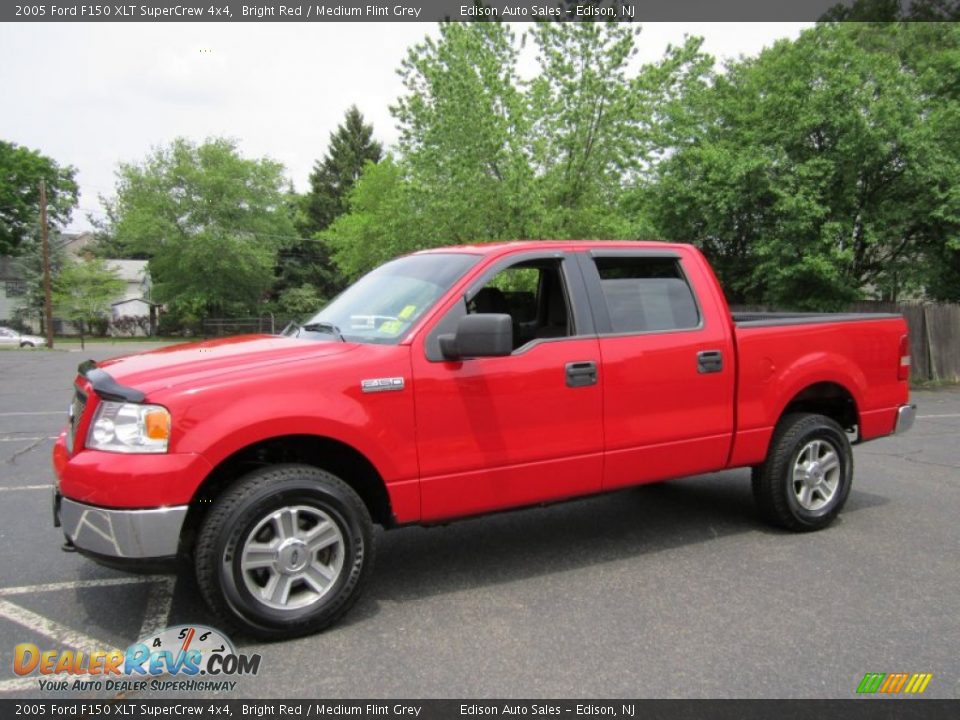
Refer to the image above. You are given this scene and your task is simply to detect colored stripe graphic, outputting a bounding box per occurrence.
[857,672,932,694]
[857,673,885,694]
[904,673,933,694]
[880,673,908,693]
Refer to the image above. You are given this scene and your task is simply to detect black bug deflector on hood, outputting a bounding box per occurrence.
[78,359,146,403]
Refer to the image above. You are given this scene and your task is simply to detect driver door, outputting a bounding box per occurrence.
[411,252,603,521]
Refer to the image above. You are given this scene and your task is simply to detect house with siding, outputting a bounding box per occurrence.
[0,233,156,334]
[0,256,28,324]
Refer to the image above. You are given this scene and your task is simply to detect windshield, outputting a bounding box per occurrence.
[287,252,480,344]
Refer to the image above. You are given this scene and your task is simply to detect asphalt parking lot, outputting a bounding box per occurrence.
[0,342,958,699]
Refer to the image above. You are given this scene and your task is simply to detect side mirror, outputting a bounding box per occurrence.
[438,313,513,360]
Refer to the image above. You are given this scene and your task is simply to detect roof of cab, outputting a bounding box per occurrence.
[414,240,692,257]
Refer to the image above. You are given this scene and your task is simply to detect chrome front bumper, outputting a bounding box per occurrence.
[57,496,187,559]
[894,404,917,435]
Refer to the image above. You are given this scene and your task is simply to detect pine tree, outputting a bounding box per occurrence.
[280,107,382,308]
[303,106,383,235]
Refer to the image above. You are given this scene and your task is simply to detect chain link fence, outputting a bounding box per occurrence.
[200,314,279,338]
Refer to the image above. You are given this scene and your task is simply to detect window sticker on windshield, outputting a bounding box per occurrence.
[398,304,417,320]
[379,319,404,335]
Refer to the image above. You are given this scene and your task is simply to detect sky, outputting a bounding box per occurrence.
[0,22,812,233]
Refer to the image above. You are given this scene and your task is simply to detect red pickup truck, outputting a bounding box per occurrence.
[52,241,915,638]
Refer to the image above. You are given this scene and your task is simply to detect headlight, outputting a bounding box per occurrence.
[87,401,171,454]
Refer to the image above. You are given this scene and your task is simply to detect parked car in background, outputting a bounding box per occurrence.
[0,326,45,348]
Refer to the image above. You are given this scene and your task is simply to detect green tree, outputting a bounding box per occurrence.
[645,23,960,309]
[328,22,537,278]
[276,284,323,319]
[821,0,960,21]
[302,106,383,234]
[99,138,297,317]
[325,157,423,279]
[392,21,538,242]
[280,107,383,302]
[52,258,125,349]
[327,22,712,279]
[12,235,69,334]
[0,141,78,255]
[528,24,708,238]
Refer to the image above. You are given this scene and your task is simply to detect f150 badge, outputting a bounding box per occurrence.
[361,377,405,393]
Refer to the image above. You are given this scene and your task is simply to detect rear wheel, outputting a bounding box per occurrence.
[20,342,34,348]
[752,413,853,532]
[195,464,374,639]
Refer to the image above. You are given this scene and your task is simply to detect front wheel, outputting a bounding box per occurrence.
[752,413,853,532]
[195,464,374,639]
[20,342,34,348]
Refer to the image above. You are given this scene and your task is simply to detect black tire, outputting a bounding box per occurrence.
[751,413,853,532]
[195,464,374,639]
[21,342,34,348]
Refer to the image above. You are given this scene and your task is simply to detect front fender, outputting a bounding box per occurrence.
[171,383,418,487]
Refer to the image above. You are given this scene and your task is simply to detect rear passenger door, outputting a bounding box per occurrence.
[578,249,735,490]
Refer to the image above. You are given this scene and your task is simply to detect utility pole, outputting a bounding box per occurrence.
[40,180,54,349]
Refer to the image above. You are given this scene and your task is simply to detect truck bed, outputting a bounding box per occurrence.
[729,310,908,466]
[732,311,902,327]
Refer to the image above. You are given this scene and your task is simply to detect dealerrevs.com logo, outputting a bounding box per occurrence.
[856,672,933,695]
[13,625,261,692]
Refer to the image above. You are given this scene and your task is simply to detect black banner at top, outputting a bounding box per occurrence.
[3,0,953,23]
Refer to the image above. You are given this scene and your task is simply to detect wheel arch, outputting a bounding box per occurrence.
[778,381,860,435]
[179,434,393,557]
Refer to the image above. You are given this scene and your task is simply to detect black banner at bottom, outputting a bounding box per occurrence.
[1,700,958,720]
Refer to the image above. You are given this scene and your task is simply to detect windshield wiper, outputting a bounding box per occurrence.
[302,322,346,342]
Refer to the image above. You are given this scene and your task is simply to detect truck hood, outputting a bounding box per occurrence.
[94,335,358,396]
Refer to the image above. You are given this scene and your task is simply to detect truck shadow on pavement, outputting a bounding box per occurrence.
[145,469,890,642]
[356,471,889,609]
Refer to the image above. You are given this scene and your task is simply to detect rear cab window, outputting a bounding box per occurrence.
[591,255,700,333]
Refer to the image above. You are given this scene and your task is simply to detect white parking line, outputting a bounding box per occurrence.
[0,485,52,492]
[0,599,119,695]
[0,412,65,417]
[0,598,117,654]
[0,576,177,694]
[0,576,170,597]
[917,413,960,419]
[0,436,58,442]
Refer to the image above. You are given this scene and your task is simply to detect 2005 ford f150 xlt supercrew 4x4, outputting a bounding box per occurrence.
[52,241,915,638]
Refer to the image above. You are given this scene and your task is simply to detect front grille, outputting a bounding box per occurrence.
[67,389,87,453]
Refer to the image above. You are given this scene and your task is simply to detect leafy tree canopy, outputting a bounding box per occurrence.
[12,235,69,333]
[99,137,297,316]
[0,141,78,255]
[52,257,126,345]
[643,22,960,309]
[327,22,709,278]
[280,106,383,303]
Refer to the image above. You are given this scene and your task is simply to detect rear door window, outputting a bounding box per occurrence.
[592,257,700,333]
